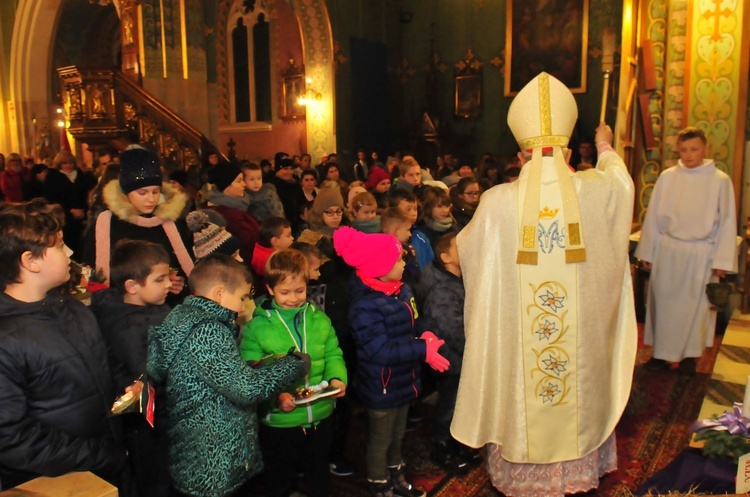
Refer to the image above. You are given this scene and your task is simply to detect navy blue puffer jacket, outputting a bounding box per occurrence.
[347,275,427,409]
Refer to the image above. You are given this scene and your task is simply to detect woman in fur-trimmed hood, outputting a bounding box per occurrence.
[81,148,194,290]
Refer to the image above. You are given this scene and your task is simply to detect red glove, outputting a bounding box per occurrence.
[422,332,450,372]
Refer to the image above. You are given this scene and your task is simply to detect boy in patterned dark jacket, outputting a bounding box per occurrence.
[147,254,310,497]
[333,227,450,497]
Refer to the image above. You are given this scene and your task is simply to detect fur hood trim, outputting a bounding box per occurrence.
[103,180,187,223]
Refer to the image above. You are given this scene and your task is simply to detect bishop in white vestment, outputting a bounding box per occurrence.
[451,73,638,497]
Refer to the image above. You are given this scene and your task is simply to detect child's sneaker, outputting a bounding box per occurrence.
[368,479,394,497]
[329,457,355,476]
[388,465,426,497]
[430,441,468,473]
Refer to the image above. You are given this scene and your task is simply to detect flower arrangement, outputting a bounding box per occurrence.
[691,403,750,464]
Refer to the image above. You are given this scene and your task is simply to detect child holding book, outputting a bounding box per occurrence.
[147,254,309,496]
[91,239,173,496]
[240,249,347,497]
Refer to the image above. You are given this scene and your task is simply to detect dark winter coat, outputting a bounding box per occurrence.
[82,181,194,302]
[452,204,476,231]
[147,296,305,497]
[207,204,260,267]
[44,167,96,252]
[91,288,171,380]
[0,291,127,488]
[271,176,307,234]
[416,263,465,376]
[347,275,427,409]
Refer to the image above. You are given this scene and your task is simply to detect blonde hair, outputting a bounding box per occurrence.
[399,156,420,176]
[265,249,310,288]
[351,191,377,212]
[53,151,76,170]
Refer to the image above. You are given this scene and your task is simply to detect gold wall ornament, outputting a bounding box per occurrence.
[454,51,482,119]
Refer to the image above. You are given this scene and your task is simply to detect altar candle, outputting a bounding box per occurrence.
[744,374,750,418]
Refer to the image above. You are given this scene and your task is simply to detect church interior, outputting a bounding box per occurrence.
[1,0,750,496]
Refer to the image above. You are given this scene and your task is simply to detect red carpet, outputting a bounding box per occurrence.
[329,334,721,496]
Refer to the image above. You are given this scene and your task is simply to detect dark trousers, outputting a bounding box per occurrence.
[330,334,356,461]
[124,416,171,497]
[433,374,460,443]
[366,404,409,481]
[258,416,333,497]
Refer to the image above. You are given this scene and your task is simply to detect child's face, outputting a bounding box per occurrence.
[322,207,344,228]
[401,166,421,186]
[355,204,377,221]
[219,282,252,314]
[301,174,317,191]
[271,227,294,250]
[243,170,263,192]
[441,238,462,277]
[431,202,452,221]
[268,274,308,309]
[39,233,74,289]
[127,186,161,215]
[224,173,246,197]
[130,262,172,305]
[459,184,481,207]
[397,199,418,223]
[678,137,707,169]
[379,258,405,283]
[374,179,391,193]
[394,221,412,244]
[308,256,321,281]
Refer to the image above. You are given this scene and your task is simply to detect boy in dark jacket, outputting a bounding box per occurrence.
[0,199,129,490]
[91,239,173,497]
[148,254,309,497]
[333,227,450,497]
[417,233,476,473]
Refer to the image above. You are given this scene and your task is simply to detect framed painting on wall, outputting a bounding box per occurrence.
[455,74,482,118]
[504,0,589,96]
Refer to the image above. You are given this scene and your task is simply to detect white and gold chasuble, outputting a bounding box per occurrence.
[451,151,637,464]
[518,162,580,462]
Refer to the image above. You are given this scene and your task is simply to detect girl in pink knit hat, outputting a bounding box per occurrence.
[333,226,449,497]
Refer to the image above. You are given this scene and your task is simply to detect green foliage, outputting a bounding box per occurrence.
[694,429,750,464]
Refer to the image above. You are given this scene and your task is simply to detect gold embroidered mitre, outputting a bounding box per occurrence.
[507,72,586,265]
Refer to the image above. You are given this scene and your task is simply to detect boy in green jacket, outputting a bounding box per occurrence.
[241,248,347,497]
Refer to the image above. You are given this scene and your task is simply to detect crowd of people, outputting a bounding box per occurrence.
[0,74,736,497]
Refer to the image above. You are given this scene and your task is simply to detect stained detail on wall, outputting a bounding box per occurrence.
[395,57,416,84]
[333,40,347,72]
[490,49,505,72]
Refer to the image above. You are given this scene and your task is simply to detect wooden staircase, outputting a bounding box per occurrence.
[57,66,222,168]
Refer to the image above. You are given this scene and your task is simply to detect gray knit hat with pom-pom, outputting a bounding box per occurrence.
[186,210,242,260]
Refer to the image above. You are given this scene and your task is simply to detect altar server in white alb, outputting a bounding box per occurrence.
[450,72,638,497]
[635,126,737,374]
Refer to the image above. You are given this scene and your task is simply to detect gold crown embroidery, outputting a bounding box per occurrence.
[539,206,559,219]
